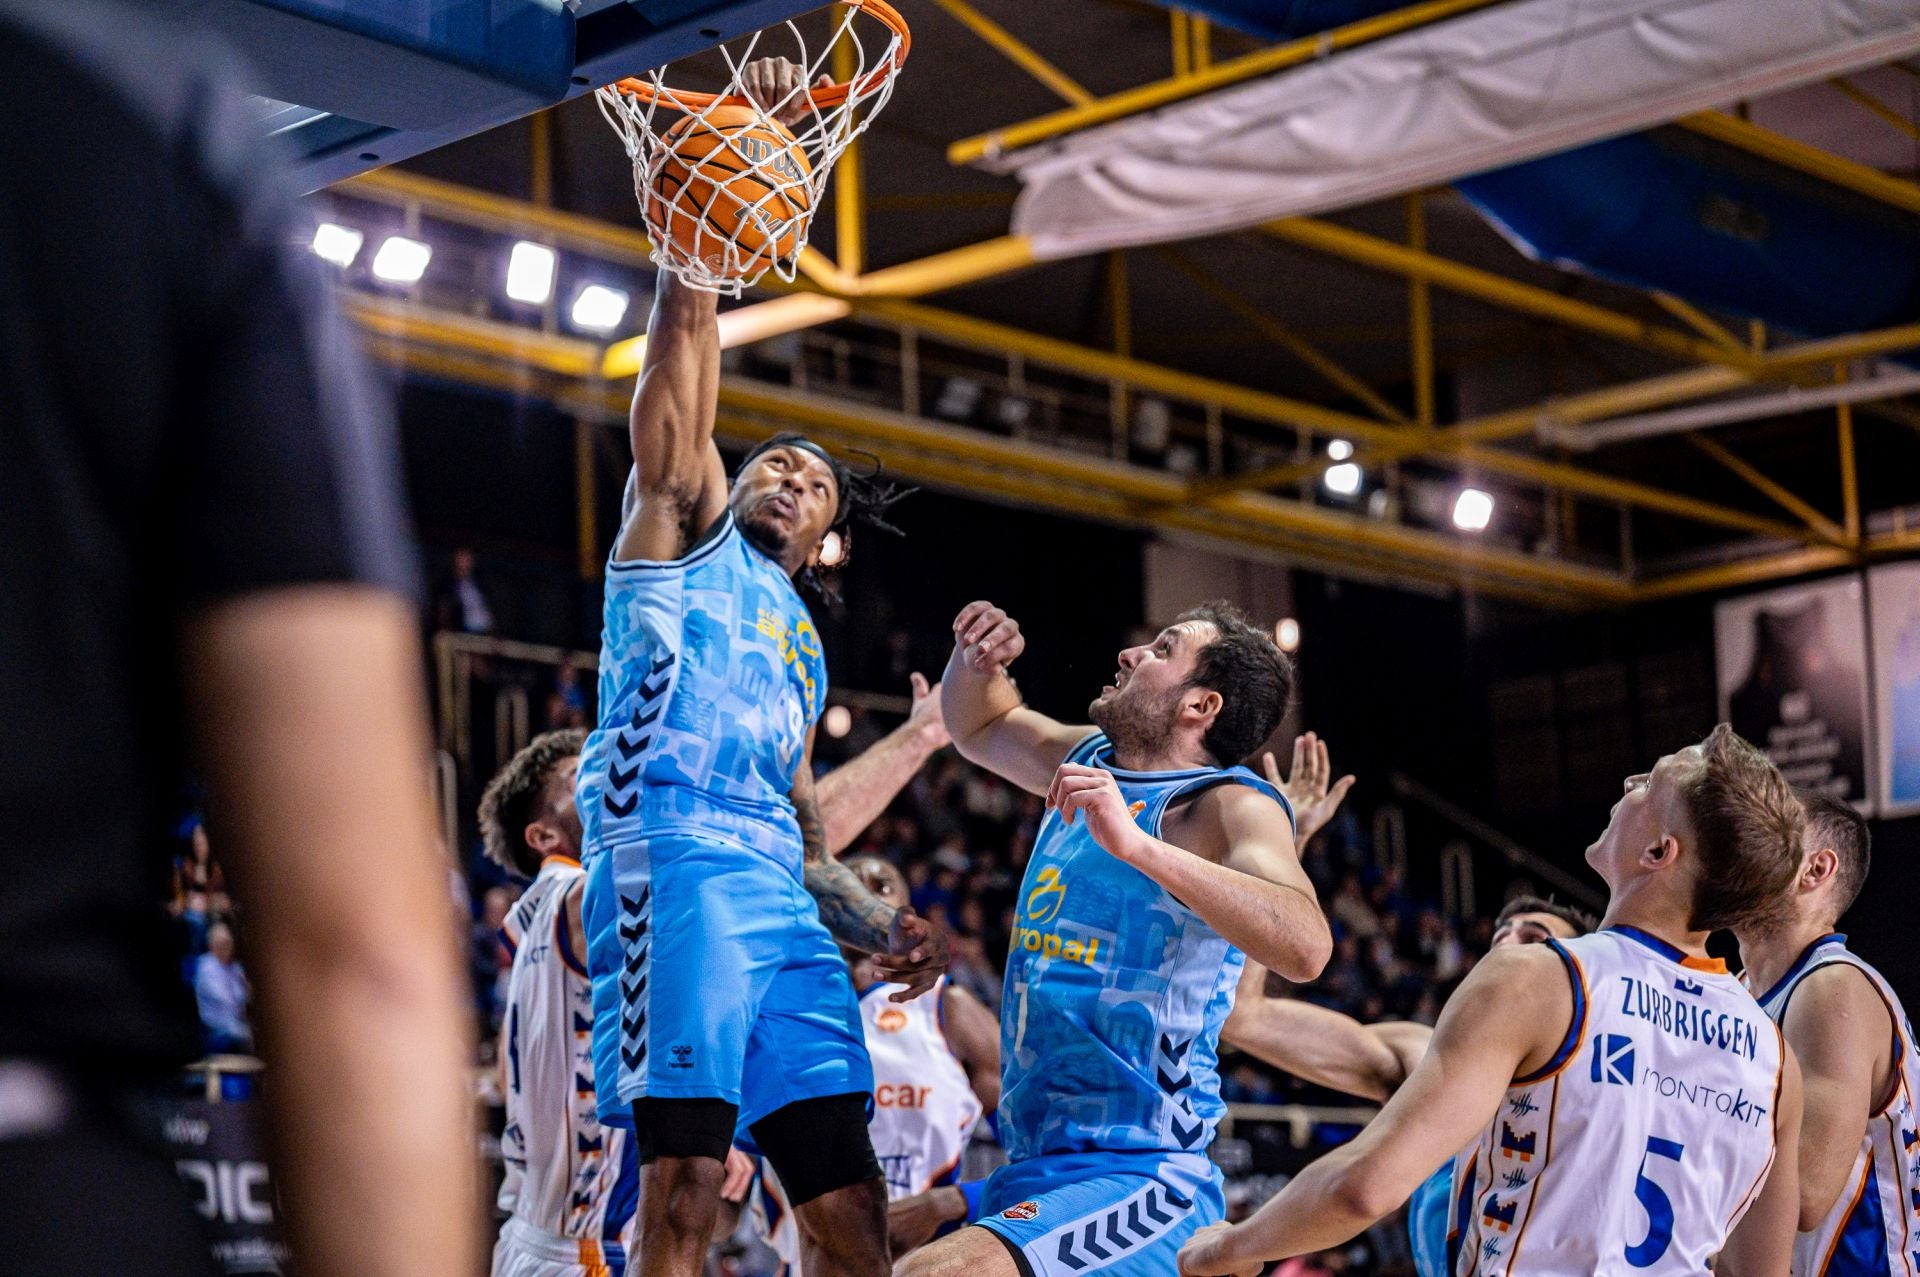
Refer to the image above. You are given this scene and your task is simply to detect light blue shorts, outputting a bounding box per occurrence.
[973,1151,1223,1277]
[582,833,871,1144]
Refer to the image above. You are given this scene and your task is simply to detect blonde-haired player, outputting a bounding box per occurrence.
[1181,724,1808,1277]
[752,855,1000,1271]
[1736,793,1920,1274]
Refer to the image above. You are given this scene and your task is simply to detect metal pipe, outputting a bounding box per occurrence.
[1539,368,1920,450]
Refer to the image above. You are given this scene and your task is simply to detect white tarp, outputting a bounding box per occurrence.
[992,0,1920,260]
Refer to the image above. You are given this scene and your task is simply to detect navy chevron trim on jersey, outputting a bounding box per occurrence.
[616,885,653,1076]
[1004,1179,1195,1277]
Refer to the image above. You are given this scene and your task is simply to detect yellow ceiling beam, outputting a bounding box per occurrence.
[1260,217,1759,371]
[1828,76,1920,145]
[1678,111,1920,217]
[1650,293,1746,354]
[928,0,1093,107]
[948,0,1507,165]
[1157,247,1411,424]
[1682,432,1850,545]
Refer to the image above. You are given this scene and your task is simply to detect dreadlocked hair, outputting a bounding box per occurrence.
[738,432,913,598]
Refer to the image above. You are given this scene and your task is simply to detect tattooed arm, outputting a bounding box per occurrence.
[794,731,949,1001]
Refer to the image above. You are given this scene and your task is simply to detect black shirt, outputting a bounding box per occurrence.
[0,3,417,1076]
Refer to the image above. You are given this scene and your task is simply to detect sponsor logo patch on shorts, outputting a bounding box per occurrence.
[1002,1201,1040,1222]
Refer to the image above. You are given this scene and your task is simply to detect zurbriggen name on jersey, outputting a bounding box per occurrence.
[1617,975,1760,1060]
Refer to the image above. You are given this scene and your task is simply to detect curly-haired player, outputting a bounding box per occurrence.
[572,58,946,1277]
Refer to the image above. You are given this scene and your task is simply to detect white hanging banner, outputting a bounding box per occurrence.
[989,0,1920,260]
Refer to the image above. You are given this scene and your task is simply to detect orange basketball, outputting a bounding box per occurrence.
[646,106,815,278]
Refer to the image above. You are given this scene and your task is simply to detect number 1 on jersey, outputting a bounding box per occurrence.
[1625,1135,1685,1268]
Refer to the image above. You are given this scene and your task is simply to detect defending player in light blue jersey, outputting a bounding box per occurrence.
[1181,725,1809,1277]
[574,57,952,1277]
[895,600,1334,1277]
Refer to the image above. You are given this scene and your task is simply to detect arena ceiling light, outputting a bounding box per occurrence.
[1274,618,1301,653]
[571,284,630,333]
[370,235,432,284]
[1453,488,1495,532]
[822,705,853,738]
[505,241,558,305]
[311,222,364,268]
[1327,438,1354,461]
[1323,461,1363,497]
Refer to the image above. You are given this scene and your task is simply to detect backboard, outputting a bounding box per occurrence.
[143,0,825,191]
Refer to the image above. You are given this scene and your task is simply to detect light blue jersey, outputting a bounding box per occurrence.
[998,733,1291,1162]
[576,513,826,866]
[578,512,866,1133]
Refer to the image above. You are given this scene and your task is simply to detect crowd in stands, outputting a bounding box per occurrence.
[167,821,254,1055]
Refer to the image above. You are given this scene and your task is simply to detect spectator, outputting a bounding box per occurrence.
[194,923,251,1054]
[170,821,228,954]
[542,663,589,731]
[436,546,496,635]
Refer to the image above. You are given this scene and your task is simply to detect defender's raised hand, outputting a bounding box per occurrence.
[952,601,1026,675]
[1262,730,1355,850]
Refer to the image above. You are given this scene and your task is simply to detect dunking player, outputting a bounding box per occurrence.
[487,668,953,1276]
[753,854,1001,1270]
[576,57,949,1277]
[1182,725,1808,1277]
[1735,793,1920,1273]
[894,600,1333,1277]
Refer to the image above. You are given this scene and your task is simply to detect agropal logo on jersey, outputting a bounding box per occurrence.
[1010,866,1102,966]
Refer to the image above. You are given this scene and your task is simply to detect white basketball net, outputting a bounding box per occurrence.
[596,6,906,296]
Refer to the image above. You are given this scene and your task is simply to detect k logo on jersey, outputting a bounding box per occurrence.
[1591,1033,1636,1086]
[1003,1201,1040,1222]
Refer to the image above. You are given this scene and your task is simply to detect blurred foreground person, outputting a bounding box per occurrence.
[0,5,478,1275]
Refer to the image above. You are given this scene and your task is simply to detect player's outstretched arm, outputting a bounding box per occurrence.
[1221,962,1422,1104]
[815,673,949,854]
[1052,769,1331,981]
[941,981,1002,1114]
[183,587,479,1277]
[1718,1045,1804,1276]
[794,733,950,1000]
[613,274,728,563]
[1780,965,1890,1228]
[941,601,1092,795]
[1179,944,1569,1275]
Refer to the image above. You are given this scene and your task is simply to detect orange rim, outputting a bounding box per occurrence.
[608,0,910,113]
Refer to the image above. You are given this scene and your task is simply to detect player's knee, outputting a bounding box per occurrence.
[632,1096,738,1166]
[752,1092,883,1207]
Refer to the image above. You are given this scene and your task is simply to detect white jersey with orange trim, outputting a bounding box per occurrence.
[495,858,639,1276]
[751,976,984,1273]
[1449,926,1784,1276]
[1751,933,1920,1277]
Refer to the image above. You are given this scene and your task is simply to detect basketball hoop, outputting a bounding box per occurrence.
[596,1,911,296]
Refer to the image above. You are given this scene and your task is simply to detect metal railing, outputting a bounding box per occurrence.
[1389,772,1605,910]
